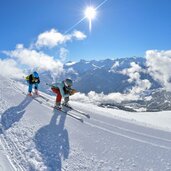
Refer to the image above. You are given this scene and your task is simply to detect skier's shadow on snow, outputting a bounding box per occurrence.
[0,97,33,131]
[34,109,69,171]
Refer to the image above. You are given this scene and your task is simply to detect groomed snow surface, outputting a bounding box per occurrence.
[0,76,171,171]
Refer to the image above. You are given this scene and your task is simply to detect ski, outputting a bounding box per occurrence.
[62,104,90,118]
[22,92,43,104]
[37,94,90,118]
[32,96,43,104]
[32,96,83,122]
[51,105,84,123]
[38,94,49,102]
[22,92,84,122]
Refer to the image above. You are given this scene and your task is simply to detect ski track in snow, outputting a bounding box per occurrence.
[0,77,171,171]
[85,118,171,150]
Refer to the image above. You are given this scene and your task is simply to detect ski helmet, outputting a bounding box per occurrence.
[33,71,39,78]
[64,78,73,87]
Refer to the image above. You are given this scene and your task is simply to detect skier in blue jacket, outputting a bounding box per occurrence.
[26,71,40,96]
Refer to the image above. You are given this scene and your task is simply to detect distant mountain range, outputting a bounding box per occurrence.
[37,57,160,93]
[62,57,161,94]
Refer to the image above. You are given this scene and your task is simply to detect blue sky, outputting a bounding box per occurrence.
[0,0,171,61]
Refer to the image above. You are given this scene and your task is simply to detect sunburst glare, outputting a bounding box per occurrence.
[85,7,97,32]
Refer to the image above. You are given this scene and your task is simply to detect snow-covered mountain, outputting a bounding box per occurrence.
[0,76,171,170]
[63,57,160,94]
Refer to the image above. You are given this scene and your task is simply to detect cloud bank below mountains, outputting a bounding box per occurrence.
[71,91,142,105]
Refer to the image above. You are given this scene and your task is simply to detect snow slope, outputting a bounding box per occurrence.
[0,76,171,171]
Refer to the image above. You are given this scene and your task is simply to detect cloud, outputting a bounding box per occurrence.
[35,29,86,48]
[71,91,141,105]
[72,30,87,40]
[146,50,171,91]
[129,79,151,95]
[121,62,151,94]
[59,48,69,62]
[121,62,141,82]
[35,29,71,48]
[3,44,64,75]
[0,58,25,79]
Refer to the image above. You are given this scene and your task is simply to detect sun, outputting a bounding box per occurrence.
[84,7,97,31]
[85,7,96,20]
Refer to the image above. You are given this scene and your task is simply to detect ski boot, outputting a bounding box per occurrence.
[54,102,62,110]
[34,89,39,95]
[28,92,32,96]
[63,102,70,108]
[63,97,70,107]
